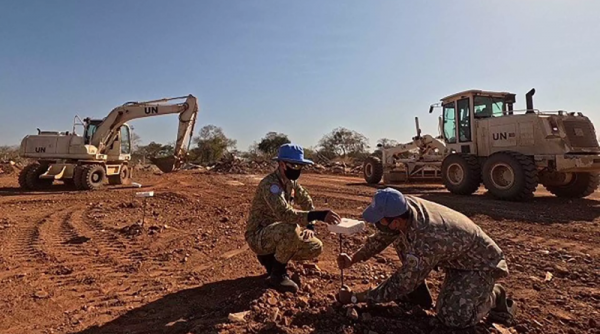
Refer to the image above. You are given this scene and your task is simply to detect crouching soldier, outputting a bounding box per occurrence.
[246,143,341,293]
[337,188,517,329]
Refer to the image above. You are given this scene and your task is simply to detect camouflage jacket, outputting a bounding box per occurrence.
[353,195,508,304]
[246,169,315,235]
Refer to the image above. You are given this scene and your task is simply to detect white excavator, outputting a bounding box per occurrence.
[18,94,199,191]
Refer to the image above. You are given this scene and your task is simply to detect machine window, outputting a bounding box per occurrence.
[85,124,97,144]
[474,96,504,118]
[443,103,456,143]
[120,126,131,154]
[457,98,471,142]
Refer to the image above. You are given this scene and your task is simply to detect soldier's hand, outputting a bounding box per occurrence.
[337,286,369,305]
[324,210,341,225]
[301,229,315,240]
[337,253,353,269]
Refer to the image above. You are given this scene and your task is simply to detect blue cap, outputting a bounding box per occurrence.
[273,143,313,165]
[362,188,409,223]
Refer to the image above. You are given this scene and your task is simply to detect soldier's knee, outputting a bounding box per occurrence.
[292,237,323,261]
[280,223,300,237]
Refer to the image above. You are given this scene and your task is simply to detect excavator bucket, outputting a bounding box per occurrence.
[150,156,181,173]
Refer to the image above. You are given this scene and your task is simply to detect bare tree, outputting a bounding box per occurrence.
[318,127,369,158]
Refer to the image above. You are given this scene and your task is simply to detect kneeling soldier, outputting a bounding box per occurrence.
[337,188,517,328]
[246,143,340,293]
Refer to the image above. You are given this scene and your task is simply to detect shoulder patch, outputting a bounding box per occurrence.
[270,184,282,194]
[404,253,420,269]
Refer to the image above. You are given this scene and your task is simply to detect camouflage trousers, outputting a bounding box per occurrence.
[435,269,496,328]
[245,222,323,264]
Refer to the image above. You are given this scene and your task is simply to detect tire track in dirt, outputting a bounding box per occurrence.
[39,208,130,292]
[2,211,61,271]
[12,206,149,315]
[77,207,198,305]
[500,231,599,257]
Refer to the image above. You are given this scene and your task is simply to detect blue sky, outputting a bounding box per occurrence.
[1,0,599,151]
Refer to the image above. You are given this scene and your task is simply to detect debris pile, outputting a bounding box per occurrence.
[208,157,365,176]
[0,161,19,175]
[210,158,277,175]
[305,161,363,175]
[134,164,166,175]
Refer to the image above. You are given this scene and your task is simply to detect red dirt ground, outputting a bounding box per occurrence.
[0,171,598,334]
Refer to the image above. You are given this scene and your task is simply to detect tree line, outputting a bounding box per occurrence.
[134,124,400,165]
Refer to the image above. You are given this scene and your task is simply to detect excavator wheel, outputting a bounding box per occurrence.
[80,164,106,191]
[18,163,39,190]
[20,163,53,190]
[73,165,86,190]
[108,165,132,185]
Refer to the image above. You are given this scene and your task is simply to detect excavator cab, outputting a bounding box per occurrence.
[83,119,102,145]
[83,118,133,157]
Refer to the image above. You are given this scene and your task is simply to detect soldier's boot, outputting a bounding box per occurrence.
[488,284,518,325]
[266,260,299,293]
[397,280,433,309]
[256,254,275,275]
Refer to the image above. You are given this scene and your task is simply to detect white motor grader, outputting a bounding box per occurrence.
[364,88,600,201]
[18,95,199,191]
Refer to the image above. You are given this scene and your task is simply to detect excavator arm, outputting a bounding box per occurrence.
[91,94,199,172]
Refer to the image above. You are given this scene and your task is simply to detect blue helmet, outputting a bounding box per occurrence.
[362,188,409,223]
[273,143,313,165]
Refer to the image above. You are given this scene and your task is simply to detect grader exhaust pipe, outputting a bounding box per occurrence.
[526,88,536,114]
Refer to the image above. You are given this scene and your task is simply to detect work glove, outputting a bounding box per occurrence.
[308,210,341,225]
[324,210,341,225]
[300,229,315,240]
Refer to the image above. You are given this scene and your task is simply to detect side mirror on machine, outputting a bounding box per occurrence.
[429,106,434,114]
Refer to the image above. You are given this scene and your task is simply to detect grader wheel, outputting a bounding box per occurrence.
[363,156,383,184]
[441,154,481,195]
[482,151,538,201]
[544,172,599,198]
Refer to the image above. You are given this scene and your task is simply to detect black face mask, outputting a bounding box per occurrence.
[375,220,401,234]
[284,168,302,181]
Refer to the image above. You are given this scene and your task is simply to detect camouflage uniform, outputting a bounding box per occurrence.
[354,196,508,328]
[245,169,323,264]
